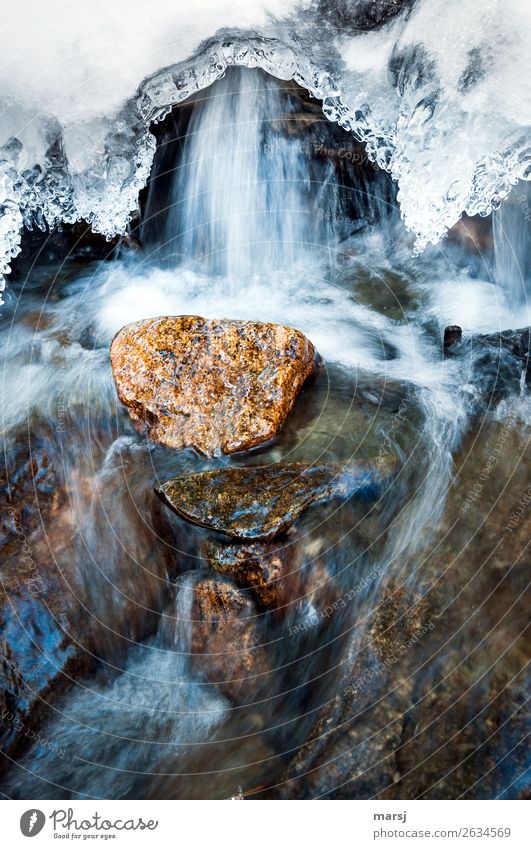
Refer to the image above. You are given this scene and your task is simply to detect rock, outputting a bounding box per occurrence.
[477,327,531,372]
[202,541,289,612]
[156,461,394,542]
[201,534,342,620]
[443,324,462,354]
[278,418,531,800]
[0,537,89,758]
[444,325,530,371]
[446,214,493,257]
[444,325,531,408]
[0,433,182,761]
[110,316,319,455]
[317,0,414,34]
[0,437,92,757]
[0,436,63,550]
[191,578,270,702]
[277,582,434,799]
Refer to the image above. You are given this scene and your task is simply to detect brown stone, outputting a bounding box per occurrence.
[156,460,395,542]
[191,578,270,702]
[110,315,319,455]
[203,541,288,611]
[202,538,338,619]
[0,432,183,760]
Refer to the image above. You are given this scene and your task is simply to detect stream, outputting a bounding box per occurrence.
[0,66,529,800]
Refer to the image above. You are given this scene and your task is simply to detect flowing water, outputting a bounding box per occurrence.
[493,182,531,305]
[142,69,342,280]
[1,68,529,799]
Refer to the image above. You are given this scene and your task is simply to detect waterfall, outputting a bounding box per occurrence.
[493,182,531,305]
[143,68,340,282]
[2,4,531,287]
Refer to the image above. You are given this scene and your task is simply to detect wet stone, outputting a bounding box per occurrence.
[0,438,89,756]
[0,432,182,759]
[443,324,462,354]
[445,325,531,374]
[156,460,395,542]
[202,541,290,612]
[201,538,336,618]
[476,326,531,378]
[110,315,320,456]
[191,577,270,703]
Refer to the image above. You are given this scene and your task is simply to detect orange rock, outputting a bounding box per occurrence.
[110,315,319,455]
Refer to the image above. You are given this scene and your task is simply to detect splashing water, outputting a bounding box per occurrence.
[143,68,340,283]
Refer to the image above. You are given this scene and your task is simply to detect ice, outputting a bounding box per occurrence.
[0,0,530,294]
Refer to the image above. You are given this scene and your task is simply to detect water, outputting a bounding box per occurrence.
[493,182,531,305]
[142,69,341,282]
[1,68,529,800]
[4,574,228,799]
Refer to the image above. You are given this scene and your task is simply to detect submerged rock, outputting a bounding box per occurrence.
[156,460,394,541]
[191,577,270,702]
[0,439,90,757]
[0,437,63,550]
[110,315,319,455]
[277,582,435,799]
[202,541,288,611]
[444,324,530,371]
[202,538,336,617]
